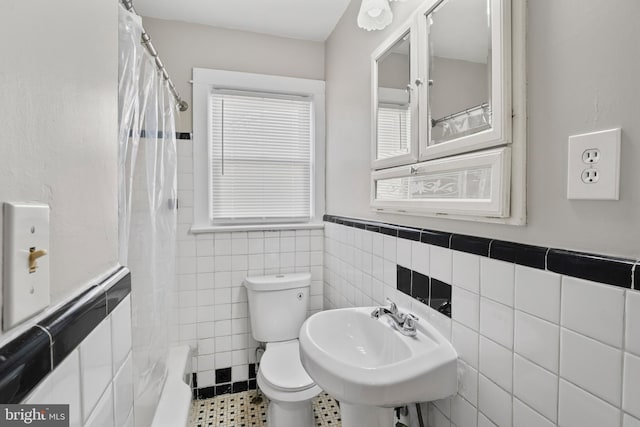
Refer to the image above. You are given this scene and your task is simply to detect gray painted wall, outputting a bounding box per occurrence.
[0,0,119,305]
[141,17,326,132]
[325,0,640,259]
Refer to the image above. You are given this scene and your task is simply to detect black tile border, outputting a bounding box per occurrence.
[193,365,260,400]
[0,267,131,403]
[324,214,638,290]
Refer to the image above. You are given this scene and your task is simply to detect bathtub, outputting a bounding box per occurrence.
[150,345,193,427]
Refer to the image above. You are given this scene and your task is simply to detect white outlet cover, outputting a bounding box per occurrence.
[567,128,621,200]
[3,202,51,330]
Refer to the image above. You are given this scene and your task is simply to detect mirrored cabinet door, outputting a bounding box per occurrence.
[371,26,419,169]
[418,0,512,161]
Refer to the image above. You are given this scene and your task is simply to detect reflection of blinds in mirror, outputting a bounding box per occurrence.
[377,105,411,159]
[209,91,312,222]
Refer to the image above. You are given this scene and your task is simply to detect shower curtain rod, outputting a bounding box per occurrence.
[121,0,189,112]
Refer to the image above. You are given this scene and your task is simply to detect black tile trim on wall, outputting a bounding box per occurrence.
[324,214,638,290]
[0,267,131,404]
[193,364,258,400]
[396,266,452,318]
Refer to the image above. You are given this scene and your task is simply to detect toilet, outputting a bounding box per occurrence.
[243,273,322,427]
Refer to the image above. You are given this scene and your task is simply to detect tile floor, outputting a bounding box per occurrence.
[190,390,342,427]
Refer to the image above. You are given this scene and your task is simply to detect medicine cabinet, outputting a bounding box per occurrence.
[370,0,526,223]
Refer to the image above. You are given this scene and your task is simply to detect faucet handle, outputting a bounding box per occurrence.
[385,298,398,314]
[402,313,419,336]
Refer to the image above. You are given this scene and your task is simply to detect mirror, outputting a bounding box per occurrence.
[427,0,491,144]
[376,32,412,161]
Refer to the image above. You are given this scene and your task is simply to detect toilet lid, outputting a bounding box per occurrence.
[260,341,315,392]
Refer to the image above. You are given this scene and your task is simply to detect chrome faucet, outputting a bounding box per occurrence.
[371,298,419,337]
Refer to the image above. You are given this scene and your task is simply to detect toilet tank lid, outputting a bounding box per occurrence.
[243,273,311,292]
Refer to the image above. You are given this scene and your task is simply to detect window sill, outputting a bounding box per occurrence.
[190,222,325,234]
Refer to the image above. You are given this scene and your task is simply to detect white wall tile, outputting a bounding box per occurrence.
[428,403,451,427]
[513,398,555,427]
[558,379,621,427]
[480,298,513,349]
[383,235,396,262]
[411,241,430,276]
[561,276,624,348]
[111,296,132,374]
[453,287,480,331]
[430,246,452,284]
[625,414,640,427]
[560,328,622,406]
[514,310,559,373]
[396,238,412,268]
[478,375,512,427]
[80,318,113,421]
[25,349,82,427]
[627,291,640,356]
[480,258,514,306]
[453,251,480,294]
[458,360,479,406]
[513,354,558,422]
[451,394,477,427]
[84,384,114,427]
[479,337,512,392]
[452,321,479,369]
[433,397,451,419]
[514,266,561,323]
[113,354,134,427]
[477,412,497,427]
[623,352,640,419]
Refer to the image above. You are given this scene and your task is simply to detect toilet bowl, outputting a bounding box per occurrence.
[243,273,321,427]
[257,340,322,427]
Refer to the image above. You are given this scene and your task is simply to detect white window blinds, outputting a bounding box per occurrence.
[208,91,313,223]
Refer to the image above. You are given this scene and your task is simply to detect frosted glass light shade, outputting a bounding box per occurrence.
[357,0,393,31]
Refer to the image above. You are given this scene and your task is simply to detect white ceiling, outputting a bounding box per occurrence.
[133,0,351,42]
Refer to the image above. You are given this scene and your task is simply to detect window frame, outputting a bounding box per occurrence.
[192,68,325,232]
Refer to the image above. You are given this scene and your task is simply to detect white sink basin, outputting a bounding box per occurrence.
[299,307,458,410]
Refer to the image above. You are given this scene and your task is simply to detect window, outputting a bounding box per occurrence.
[192,69,325,231]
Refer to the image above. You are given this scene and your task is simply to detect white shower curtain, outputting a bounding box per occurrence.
[118,5,178,426]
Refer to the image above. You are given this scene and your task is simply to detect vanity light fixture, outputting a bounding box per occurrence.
[357,0,393,31]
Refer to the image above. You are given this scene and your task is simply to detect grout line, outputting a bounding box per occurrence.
[632,261,638,290]
[488,239,494,258]
[35,324,54,371]
[544,247,551,271]
[556,274,563,425]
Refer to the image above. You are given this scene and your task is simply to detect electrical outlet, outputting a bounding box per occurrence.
[567,128,621,200]
[581,168,600,183]
[582,149,600,164]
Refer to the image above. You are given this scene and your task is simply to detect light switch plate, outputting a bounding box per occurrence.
[3,202,51,330]
[567,128,621,200]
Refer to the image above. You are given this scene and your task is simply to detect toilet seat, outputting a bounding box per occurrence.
[260,340,315,392]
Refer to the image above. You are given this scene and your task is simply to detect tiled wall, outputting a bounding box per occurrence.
[323,218,640,427]
[173,139,324,395]
[23,296,133,427]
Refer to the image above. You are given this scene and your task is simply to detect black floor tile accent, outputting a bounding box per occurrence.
[232,381,249,393]
[215,384,233,396]
[248,364,256,380]
[216,367,232,384]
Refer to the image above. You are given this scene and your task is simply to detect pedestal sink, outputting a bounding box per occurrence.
[299,307,458,427]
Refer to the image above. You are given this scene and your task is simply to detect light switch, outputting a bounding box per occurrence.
[3,202,50,330]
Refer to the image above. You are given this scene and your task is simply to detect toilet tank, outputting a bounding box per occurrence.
[243,273,311,343]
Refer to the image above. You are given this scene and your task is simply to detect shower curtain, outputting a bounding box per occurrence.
[118,5,178,426]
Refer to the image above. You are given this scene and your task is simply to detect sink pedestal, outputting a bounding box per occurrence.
[340,403,394,427]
